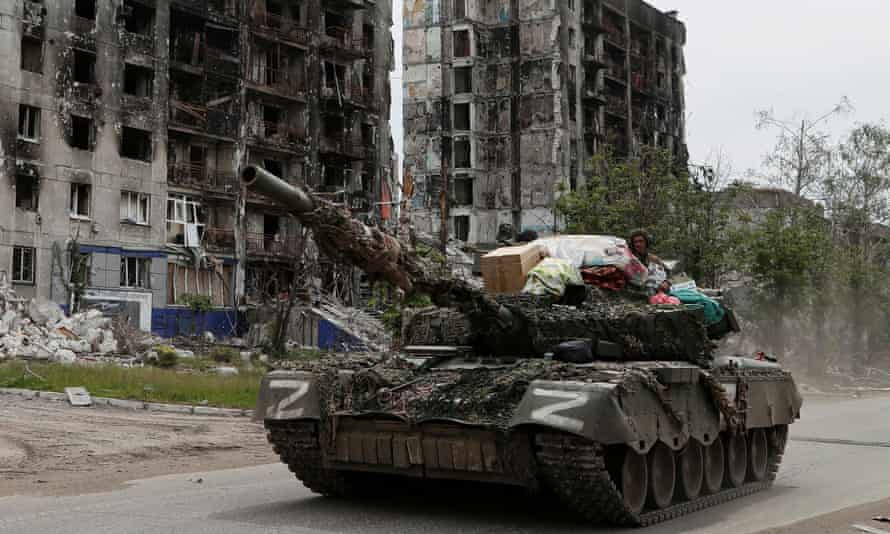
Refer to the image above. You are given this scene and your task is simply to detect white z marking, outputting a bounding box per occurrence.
[268,379,310,419]
[530,389,589,433]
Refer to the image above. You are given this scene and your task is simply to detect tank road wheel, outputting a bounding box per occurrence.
[725,432,748,488]
[618,447,649,515]
[677,440,704,501]
[702,436,724,495]
[646,442,676,510]
[747,429,769,482]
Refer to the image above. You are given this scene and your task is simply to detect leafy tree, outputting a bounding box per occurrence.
[732,206,833,361]
[822,122,890,371]
[556,146,736,285]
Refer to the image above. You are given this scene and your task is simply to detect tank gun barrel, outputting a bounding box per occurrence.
[241,165,315,214]
[239,165,514,331]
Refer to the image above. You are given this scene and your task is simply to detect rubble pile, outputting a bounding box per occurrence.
[0,283,120,363]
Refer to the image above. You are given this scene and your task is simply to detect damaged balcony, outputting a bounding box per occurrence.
[169,71,238,138]
[167,162,238,196]
[247,120,306,152]
[320,134,365,161]
[118,0,156,55]
[245,100,307,152]
[250,8,309,47]
[246,232,301,258]
[203,226,236,251]
[321,11,363,59]
[605,93,627,119]
[247,46,308,101]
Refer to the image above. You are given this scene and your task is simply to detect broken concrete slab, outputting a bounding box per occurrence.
[64,387,92,406]
[214,366,239,376]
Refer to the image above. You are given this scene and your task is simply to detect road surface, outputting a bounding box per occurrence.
[2,394,890,534]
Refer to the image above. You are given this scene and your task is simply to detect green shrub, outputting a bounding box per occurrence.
[155,345,178,368]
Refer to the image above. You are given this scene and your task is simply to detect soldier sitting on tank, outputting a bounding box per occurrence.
[629,229,667,270]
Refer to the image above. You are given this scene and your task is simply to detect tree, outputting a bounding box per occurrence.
[756,97,852,198]
[733,206,833,362]
[556,146,736,286]
[822,122,890,372]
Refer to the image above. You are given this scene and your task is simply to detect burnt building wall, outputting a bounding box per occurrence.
[403,0,686,245]
[0,0,394,335]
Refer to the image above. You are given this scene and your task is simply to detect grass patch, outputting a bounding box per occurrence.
[0,361,264,409]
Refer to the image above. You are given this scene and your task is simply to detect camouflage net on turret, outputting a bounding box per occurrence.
[404,288,714,365]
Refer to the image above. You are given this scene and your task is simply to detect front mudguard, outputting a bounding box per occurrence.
[254,370,322,423]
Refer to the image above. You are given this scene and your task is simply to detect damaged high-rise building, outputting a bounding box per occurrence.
[0,0,394,336]
[403,0,686,244]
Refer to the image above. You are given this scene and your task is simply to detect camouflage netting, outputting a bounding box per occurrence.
[276,354,710,429]
[405,288,714,366]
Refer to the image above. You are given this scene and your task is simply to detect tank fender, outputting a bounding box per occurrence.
[254,370,321,423]
[509,379,719,453]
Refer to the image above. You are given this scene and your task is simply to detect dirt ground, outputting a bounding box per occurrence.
[0,394,277,497]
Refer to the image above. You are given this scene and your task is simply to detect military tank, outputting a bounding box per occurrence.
[244,166,802,527]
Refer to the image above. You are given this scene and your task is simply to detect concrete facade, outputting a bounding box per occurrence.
[403,0,686,245]
[0,0,394,336]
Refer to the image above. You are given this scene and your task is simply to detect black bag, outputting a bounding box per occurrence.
[555,339,595,364]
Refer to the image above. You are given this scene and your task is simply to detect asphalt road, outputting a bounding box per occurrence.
[2,395,890,534]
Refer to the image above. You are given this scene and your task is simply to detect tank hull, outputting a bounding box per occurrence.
[257,358,801,527]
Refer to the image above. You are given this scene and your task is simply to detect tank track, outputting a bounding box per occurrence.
[265,421,372,497]
[267,420,786,526]
[535,429,786,527]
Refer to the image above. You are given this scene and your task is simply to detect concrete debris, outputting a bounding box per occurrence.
[175,349,195,359]
[214,366,239,376]
[0,283,119,363]
[64,386,92,407]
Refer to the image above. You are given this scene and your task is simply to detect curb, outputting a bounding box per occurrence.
[0,387,254,418]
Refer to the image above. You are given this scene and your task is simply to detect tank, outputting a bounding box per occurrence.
[245,166,803,527]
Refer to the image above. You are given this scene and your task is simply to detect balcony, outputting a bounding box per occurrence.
[205,48,240,78]
[583,87,606,104]
[73,16,95,36]
[251,12,310,46]
[204,227,236,250]
[320,136,365,160]
[167,162,239,195]
[320,29,364,59]
[170,100,208,130]
[605,94,627,119]
[247,121,307,151]
[604,26,626,50]
[631,72,653,94]
[248,68,307,99]
[604,63,627,84]
[246,232,301,257]
[120,30,155,56]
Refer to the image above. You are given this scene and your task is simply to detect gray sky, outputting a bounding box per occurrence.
[390,0,890,181]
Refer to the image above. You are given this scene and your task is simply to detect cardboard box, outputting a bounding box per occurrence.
[480,243,545,294]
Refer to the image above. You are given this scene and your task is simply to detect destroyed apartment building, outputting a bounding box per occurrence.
[403,0,686,245]
[0,0,395,337]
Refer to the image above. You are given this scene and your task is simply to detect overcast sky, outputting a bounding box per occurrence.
[390,0,890,181]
